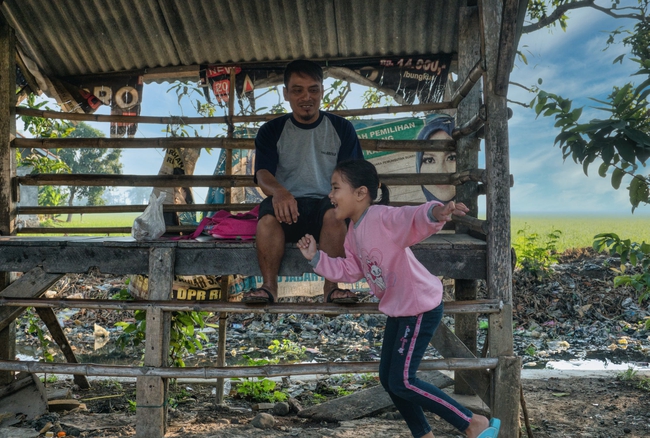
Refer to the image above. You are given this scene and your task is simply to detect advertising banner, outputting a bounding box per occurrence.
[201,54,451,106]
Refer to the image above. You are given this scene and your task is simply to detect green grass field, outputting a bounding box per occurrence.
[38,213,650,251]
[511,215,650,252]
[48,213,141,228]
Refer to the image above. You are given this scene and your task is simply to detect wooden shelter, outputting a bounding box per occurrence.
[0,0,527,436]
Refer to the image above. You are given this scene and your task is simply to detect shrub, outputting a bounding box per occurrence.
[512,225,562,277]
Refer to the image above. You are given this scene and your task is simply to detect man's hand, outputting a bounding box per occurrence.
[272,188,299,224]
[297,234,317,261]
[432,201,469,222]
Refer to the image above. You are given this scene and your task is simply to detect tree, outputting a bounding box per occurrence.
[58,122,123,221]
[20,97,124,220]
[522,0,650,211]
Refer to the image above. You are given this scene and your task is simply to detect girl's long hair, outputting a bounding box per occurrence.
[334,160,390,205]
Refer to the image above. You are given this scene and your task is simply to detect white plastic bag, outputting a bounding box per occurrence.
[131,192,166,241]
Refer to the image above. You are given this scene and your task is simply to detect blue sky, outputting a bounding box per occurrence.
[507,6,645,215]
[30,5,649,216]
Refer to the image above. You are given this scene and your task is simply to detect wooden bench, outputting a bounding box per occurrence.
[0,233,486,279]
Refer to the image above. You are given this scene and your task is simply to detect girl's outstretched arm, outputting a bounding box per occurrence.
[297,234,318,261]
[432,201,469,222]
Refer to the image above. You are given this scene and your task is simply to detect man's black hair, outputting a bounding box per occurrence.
[284,60,323,87]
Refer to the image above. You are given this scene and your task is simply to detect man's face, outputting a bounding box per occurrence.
[283,72,323,124]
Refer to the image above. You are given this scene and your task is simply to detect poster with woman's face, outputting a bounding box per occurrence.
[417,129,456,202]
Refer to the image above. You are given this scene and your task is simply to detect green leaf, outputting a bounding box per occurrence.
[597,162,609,178]
[601,144,615,164]
[570,108,583,122]
[613,84,632,107]
[613,54,625,64]
[615,142,637,163]
[624,128,650,147]
[611,168,625,189]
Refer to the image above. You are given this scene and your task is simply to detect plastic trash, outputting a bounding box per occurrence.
[131,192,166,241]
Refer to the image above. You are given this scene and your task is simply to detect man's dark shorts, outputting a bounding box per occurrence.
[258,196,333,243]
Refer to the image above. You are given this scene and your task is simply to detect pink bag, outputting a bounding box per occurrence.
[185,205,259,240]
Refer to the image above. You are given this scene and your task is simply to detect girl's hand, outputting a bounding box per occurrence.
[433,201,470,222]
[297,234,318,261]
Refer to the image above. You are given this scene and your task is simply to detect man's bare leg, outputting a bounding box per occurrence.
[319,209,355,300]
[249,214,285,301]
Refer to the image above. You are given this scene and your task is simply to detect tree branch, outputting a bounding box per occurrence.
[522,0,643,34]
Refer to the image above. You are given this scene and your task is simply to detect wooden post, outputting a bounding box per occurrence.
[0,12,17,386]
[0,11,16,237]
[136,247,174,438]
[454,5,482,396]
[480,0,521,434]
[35,308,90,389]
[214,68,237,405]
[492,356,522,436]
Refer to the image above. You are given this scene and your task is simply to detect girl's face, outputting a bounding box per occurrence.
[329,170,368,222]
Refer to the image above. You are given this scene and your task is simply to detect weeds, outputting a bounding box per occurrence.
[268,339,306,361]
[242,355,279,366]
[112,287,214,367]
[513,225,562,278]
[233,378,288,403]
[617,368,650,392]
[21,308,54,362]
[594,233,650,309]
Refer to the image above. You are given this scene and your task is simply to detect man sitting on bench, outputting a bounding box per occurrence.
[242,59,364,304]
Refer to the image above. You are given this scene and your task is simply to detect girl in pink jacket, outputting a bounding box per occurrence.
[297,160,500,438]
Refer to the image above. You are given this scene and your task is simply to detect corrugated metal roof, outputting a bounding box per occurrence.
[1,0,460,78]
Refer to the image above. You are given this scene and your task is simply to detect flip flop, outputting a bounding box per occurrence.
[326,288,359,304]
[241,287,275,304]
[477,418,501,438]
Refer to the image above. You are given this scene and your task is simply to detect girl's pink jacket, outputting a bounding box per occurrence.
[312,201,445,317]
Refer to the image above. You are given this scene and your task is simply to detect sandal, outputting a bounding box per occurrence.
[326,288,359,304]
[477,418,501,438]
[241,287,275,304]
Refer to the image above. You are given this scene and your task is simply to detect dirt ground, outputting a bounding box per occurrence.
[19,373,650,438]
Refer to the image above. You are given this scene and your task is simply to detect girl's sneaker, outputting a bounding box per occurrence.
[477,418,501,438]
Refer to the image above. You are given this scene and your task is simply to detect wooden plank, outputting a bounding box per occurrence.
[479,0,518,434]
[14,100,454,126]
[0,357,498,379]
[0,373,47,420]
[455,279,479,396]
[0,13,16,237]
[480,0,514,356]
[15,172,471,188]
[35,307,90,389]
[0,246,150,274]
[0,322,15,385]
[0,298,502,317]
[0,239,486,279]
[430,323,491,407]
[491,356,521,437]
[0,373,32,399]
[48,398,82,412]
[496,0,526,96]
[0,267,63,332]
[297,371,454,422]
[13,136,456,153]
[18,202,257,215]
[136,247,174,438]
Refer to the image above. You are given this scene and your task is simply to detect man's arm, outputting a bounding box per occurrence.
[256,169,299,224]
[254,116,299,224]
